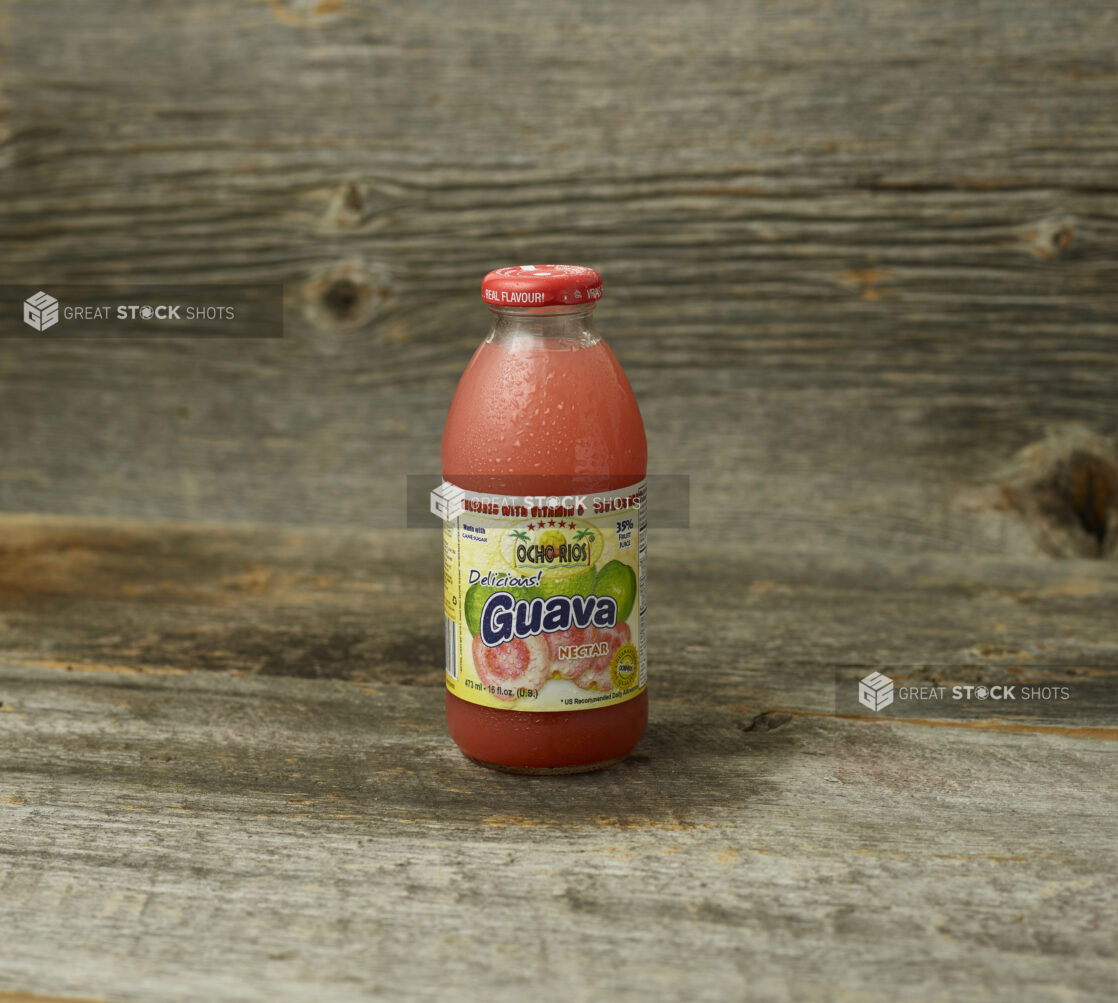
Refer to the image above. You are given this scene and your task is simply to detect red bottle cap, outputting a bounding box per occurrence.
[481,265,603,308]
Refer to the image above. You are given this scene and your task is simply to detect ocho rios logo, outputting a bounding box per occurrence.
[502,519,603,573]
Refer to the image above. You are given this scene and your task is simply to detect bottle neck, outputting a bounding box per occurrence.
[487,304,601,349]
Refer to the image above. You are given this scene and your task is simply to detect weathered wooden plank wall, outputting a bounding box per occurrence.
[0,0,1115,558]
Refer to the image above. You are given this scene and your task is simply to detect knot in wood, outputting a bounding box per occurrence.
[1023,217,1076,260]
[303,262,392,334]
[325,181,369,228]
[999,429,1118,558]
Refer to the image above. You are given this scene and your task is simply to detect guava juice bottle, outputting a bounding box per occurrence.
[440,265,647,773]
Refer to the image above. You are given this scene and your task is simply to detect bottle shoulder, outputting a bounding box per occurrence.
[442,335,645,488]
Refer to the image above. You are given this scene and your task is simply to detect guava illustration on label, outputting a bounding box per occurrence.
[443,482,646,711]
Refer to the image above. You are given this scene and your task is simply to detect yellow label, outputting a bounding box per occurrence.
[441,481,646,711]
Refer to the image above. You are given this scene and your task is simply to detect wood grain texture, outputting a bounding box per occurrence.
[2,660,1118,1003]
[1,2,1117,996]
[1,516,1117,1000]
[0,514,1116,722]
[0,1,1115,557]
[0,995,110,1003]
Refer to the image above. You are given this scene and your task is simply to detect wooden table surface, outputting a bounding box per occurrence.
[1,516,1116,1001]
[2,0,1117,999]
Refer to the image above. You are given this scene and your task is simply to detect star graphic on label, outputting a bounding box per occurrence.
[549,520,556,527]
[527,523,535,531]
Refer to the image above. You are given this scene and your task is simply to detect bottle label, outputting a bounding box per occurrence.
[440,480,646,711]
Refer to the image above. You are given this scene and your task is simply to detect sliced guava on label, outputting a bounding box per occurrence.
[575,621,632,692]
[594,560,636,623]
[544,625,598,680]
[471,632,550,700]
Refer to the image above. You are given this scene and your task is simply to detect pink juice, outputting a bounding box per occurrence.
[440,266,648,773]
[443,337,646,494]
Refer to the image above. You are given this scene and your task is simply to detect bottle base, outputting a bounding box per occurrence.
[446,689,648,775]
[465,754,626,776]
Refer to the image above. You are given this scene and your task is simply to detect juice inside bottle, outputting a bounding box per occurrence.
[441,265,647,773]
